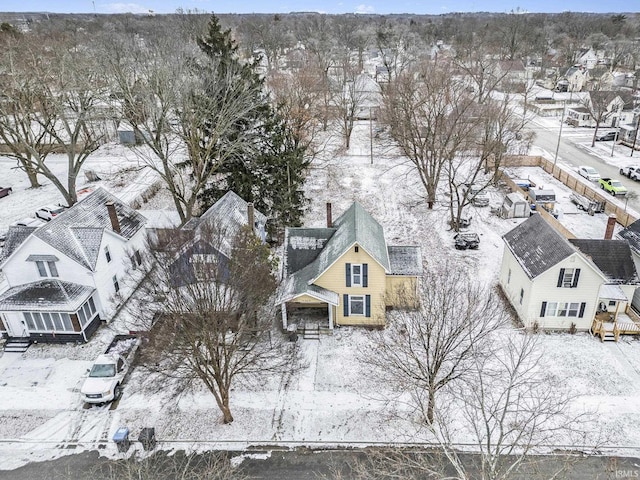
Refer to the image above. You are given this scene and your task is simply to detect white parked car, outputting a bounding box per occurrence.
[35,204,67,221]
[578,166,601,182]
[12,217,46,228]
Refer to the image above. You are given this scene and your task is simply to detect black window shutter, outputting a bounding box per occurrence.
[579,302,586,318]
[540,301,547,317]
[572,269,581,288]
[557,268,565,287]
[365,295,371,317]
[343,294,349,317]
[346,263,351,287]
[363,264,368,287]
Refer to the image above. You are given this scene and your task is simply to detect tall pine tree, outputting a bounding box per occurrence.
[194,15,309,237]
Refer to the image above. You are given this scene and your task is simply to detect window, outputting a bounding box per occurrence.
[135,250,142,265]
[349,295,365,315]
[609,300,617,307]
[519,288,524,305]
[507,268,511,284]
[113,275,120,293]
[351,264,362,286]
[35,260,59,277]
[23,312,74,332]
[558,268,580,288]
[36,261,47,277]
[542,301,585,318]
[105,246,112,263]
[47,261,58,277]
[354,246,359,253]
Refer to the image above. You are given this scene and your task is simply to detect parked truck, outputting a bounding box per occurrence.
[81,335,141,405]
[599,178,628,196]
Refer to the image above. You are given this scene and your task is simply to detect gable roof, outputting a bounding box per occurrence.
[277,202,417,305]
[186,191,267,258]
[310,202,390,280]
[29,187,147,270]
[0,226,38,265]
[502,214,576,279]
[569,239,639,284]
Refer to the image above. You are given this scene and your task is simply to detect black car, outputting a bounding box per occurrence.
[454,232,480,250]
[595,132,617,142]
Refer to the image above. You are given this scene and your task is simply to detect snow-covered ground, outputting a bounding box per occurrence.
[2,118,640,470]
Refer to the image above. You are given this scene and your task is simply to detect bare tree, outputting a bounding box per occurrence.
[133,221,294,424]
[331,65,372,150]
[362,264,508,425]
[87,450,244,480]
[0,33,109,205]
[381,61,477,209]
[429,333,597,480]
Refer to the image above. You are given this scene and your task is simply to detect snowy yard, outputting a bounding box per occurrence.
[2,121,640,470]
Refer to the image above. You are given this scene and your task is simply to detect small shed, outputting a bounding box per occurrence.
[529,188,556,214]
[501,192,529,218]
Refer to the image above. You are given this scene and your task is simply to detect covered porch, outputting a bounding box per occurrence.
[279,286,339,339]
[591,284,640,342]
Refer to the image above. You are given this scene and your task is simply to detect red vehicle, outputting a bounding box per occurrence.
[0,186,12,198]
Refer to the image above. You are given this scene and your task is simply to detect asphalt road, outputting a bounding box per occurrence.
[3,447,640,480]
[528,117,640,213]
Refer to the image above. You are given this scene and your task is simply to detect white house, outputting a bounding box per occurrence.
[0,188,147,348]
[499,214,639,334]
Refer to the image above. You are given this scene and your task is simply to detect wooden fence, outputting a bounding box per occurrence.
[503,155,638,228]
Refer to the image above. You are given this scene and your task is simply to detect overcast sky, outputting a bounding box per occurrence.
[0,1,633,15]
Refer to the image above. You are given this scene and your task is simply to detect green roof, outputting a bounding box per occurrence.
[277,202,390,304]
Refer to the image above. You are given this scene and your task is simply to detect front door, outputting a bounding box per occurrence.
[1,313,21,337]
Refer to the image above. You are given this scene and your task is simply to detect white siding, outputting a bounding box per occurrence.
[2,236,94,289]
[500,246,603,331]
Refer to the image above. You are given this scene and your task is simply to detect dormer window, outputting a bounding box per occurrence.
[27,255,59,278]
[105,246,112,263]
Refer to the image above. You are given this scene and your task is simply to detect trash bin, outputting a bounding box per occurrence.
[287,324,298,342]
[113,427,130,453]
[138,427,156,451]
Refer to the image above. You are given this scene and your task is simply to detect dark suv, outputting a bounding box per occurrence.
[454,232,480,250]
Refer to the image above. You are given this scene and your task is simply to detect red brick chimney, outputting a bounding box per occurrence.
[604,214,616,240]
[106,201,121,234]
[326,202,332,228]
[247,202,255,232]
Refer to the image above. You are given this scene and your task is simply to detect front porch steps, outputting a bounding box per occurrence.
[3,337,32,353]
[303,325,320,340]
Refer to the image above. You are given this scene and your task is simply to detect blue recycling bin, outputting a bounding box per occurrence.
[113,427,130,452]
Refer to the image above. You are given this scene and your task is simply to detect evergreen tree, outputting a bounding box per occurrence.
[193,15,309,236]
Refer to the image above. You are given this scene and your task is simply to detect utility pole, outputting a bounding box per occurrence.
[611,126,619,157]
[369,107,373,165]
[554,100,566,165]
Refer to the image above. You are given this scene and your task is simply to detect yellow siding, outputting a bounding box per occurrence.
[385,276,419,308]
[314,244,386,326]
[291,294,325,304]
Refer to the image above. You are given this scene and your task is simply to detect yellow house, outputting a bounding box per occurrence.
[277,202,422,330]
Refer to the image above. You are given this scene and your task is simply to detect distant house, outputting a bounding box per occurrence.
[499,214,640,339]
[0,188,147,348]
[574,48,598,70]
[566,91,634,128]
[495,59,528,89]
[277,202,422,331]
[557,65,589,92]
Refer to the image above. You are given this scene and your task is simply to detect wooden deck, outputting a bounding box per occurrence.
[591,311,640,342]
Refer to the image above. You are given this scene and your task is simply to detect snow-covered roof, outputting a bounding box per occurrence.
[618,219,640,255]
[502,214,575,279]
[0,226,37,264]
[569,239,639,285]
[15,187,147,271]
[0,279,95,312]
[278,202,421,304]
[599,283,628,301]
[387,246,423,275]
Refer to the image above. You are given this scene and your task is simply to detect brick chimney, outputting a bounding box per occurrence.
[326,202,332,228]
[106,201,120,234]
[604,214,616,240]
[247,202,255,232]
